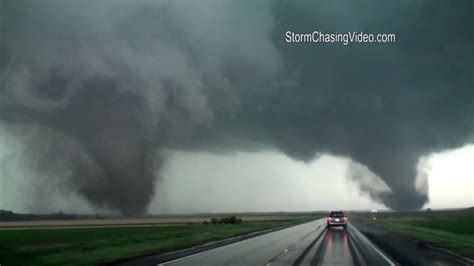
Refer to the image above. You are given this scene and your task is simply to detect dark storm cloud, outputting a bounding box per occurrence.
[0,0,472,214]
[0,0,280,215]
[234,0,474,209]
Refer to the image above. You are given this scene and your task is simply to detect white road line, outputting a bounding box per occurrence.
[158,246,216,266]
[349,224,396,266]
[159,227,282,265]
[348,233,367,266]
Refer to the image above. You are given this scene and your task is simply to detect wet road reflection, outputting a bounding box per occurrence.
[320,227,354,266]
[147,220,397,266]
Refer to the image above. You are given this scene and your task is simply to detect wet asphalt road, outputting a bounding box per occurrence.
[158,219,396,266]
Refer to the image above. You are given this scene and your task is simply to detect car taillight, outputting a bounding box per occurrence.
[326,216,331,221]
[343,216,348,221]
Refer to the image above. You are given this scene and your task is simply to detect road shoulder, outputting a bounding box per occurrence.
[111,221,314,266]
[351,218,473,266]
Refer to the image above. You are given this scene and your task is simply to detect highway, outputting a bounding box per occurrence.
[158,219,397,266]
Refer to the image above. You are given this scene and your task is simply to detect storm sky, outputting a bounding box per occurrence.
[0,0,473,215]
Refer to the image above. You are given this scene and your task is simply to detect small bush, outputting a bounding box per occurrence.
[218,217,228,224]
[230,216,242,224]
[216,216,242,224]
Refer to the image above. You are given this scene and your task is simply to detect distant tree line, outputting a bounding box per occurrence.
[203,216,242,225]
[0,210,103,221]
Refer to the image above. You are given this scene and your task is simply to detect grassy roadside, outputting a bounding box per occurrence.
[0,215,318,265]
[355,208,474,256]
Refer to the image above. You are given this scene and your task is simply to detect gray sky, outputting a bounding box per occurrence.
[148,146,474,214]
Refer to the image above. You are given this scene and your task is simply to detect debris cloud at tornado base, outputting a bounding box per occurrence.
[0,0,472,214]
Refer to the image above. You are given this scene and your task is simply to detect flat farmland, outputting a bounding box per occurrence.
[0,215,292,229]
[0,214,320,265]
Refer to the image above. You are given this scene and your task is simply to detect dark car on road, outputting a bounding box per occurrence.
[327,211,348,229]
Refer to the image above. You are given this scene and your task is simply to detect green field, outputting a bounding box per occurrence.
[357,208,474,255]
[0,216,317,265]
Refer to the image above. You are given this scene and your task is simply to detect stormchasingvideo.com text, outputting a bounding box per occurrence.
[285,30,396,45]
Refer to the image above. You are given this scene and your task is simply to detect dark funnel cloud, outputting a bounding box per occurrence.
[0,0,473,214]
[0,0,278,215]
[250,0,473,209]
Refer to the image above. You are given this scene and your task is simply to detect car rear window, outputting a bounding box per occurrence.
[329,212,345,217]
